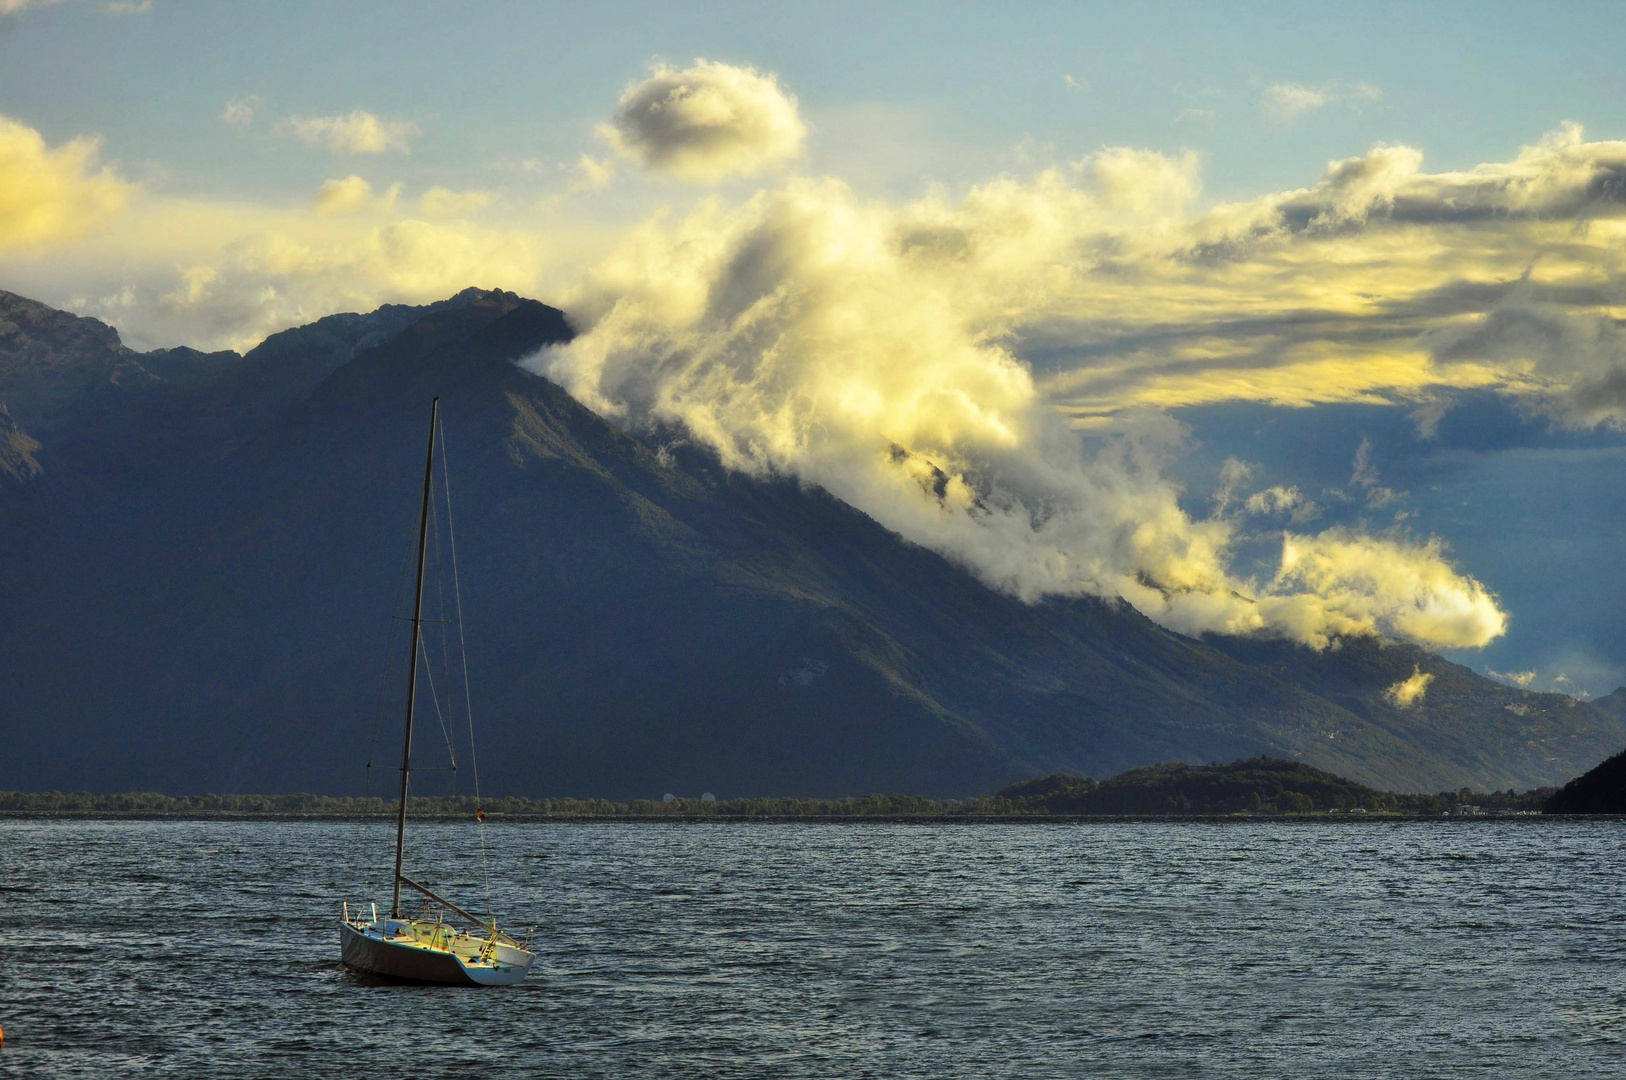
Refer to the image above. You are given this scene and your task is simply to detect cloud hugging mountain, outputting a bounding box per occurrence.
[1,288,1618,799]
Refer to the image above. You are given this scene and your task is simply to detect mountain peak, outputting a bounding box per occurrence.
[0,290,125,355]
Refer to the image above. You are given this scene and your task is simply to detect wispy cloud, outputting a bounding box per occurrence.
[1063,74,1091,93]
[221,97,258,129]
[418,186,491,216]
[1262,82,1329,119]
[570,154,615,192]
[273,110,419,154]
[1261,79,1381,121]
[2,0,151,14]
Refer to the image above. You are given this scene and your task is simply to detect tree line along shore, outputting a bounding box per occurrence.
[4,757,1602,818]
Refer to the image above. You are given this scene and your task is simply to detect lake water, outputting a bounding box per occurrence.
[1,818,1623,1078]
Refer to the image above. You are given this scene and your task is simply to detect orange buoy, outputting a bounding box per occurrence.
[1,1022,6,1047]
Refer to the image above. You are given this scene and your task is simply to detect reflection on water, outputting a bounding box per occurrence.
[1,819,1623,1078]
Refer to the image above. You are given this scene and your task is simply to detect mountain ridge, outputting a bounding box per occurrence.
[1,288,1620,798]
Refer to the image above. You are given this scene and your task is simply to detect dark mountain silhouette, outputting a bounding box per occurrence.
[1543,732,1626,812]
[2,288,1620,798]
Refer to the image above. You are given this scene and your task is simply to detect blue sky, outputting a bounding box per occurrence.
[5,0,1626,696]
[8,1,1626,201]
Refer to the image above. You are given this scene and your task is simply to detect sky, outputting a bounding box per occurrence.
[4,0,1626,695]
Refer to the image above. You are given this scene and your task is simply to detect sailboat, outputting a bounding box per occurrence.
[339,397,536,986]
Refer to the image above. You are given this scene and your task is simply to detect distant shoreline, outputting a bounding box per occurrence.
[0,810,1582,823]
[0,758,1567,818]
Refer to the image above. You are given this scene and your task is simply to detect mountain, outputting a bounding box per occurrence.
[2,288,1621,798]
[1543,736,1626,812]
[0,287,498,607]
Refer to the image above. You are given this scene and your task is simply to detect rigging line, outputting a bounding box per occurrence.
[430,478,458,795]
[417,631,458,776]
[437,411,494,919]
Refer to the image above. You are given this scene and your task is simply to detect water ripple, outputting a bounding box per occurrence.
[0,819,1622,1077]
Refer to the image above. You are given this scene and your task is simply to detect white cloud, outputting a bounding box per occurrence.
[1488,668,1537,688]
[1349,437,1378,488]
[1211,457,1253,516]
[1262,82,1329,120]
[601,59,805,183]
[221,98,257,129]
[0,0,151,12]
[1261,80,1382,121]
[273,110,419,155]
[1384,665,1434,707]
[0,112,132,254]
[1244,485,1303,516]
[1063,75,1091,93]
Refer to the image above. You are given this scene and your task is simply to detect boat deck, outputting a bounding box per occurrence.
[340,914,535,986]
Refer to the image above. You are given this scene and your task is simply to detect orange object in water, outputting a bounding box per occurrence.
[1,1022,6,1047]
[475,808,486,822]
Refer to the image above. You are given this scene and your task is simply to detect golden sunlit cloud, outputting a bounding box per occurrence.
[13,84,1626,655]
[1384,665,1434,707]
[0,113,132,254]
[15,191,594,353]
[143,214,554,352]
[313,175,400,214]
[531,171,1511,651]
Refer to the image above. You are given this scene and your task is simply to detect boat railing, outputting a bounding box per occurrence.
[340,900,381,927]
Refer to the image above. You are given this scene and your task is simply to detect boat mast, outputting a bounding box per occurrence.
[392,396,439,918]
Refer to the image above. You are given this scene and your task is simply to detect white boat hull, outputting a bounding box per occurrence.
[340,918,535,986]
